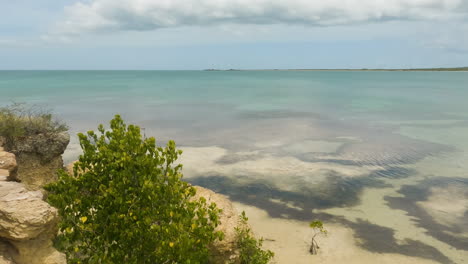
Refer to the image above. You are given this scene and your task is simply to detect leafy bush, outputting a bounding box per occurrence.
[0,102,68,148]
[45,115,224,263]
[235,211,274,264]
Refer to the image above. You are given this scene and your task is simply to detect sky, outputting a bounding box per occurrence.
[1,0,468,70]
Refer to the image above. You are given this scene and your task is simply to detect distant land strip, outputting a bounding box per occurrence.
[204,67,468,72]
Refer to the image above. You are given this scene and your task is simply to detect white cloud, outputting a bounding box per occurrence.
[56,0,468,35]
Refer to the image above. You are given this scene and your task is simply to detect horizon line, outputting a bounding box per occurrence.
[0,66,467,72]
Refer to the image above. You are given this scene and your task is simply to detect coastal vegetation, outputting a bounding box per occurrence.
[309,220,327,255]
[236,211,275,264]
[0,102,68,149]
[45,115,223,263]
[44,115,275,263]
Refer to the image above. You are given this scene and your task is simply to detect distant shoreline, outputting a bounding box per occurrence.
[1,67,467,72]
[204,67,468,72]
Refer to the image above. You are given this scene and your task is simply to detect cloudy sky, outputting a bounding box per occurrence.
[1,0,468,69]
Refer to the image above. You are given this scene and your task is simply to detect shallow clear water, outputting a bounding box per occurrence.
[1,70,468,263]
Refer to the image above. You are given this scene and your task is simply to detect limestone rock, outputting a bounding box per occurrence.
[7,132,69,163]
[0,254,15,264]
[6,132,69,190]
[192,186,245,264]
[0,170,8,182]
[0,182,58,241]
[0,147,15,182]
[12,155,65,190]
[0,152,16,173]
[9,234,66,264]
[0,241,16,264]
[0,138,66,264]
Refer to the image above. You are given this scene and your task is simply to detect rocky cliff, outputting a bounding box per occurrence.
[5,132,69,190]
[0,137,67,264]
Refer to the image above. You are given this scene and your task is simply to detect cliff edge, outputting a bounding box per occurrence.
[0,135,67,264]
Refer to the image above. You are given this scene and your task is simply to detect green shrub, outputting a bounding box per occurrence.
[0,102,68,148]
[235,211,274,264]
[309,220,327,255]
[45,115,224,264]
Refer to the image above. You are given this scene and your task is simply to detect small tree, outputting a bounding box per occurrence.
[45,115,223,263]
[235,211,274,264]
[309,220,327,255]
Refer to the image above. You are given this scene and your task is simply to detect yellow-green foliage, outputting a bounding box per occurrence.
[0,102,68,148]
[309,221,327,234]
[235,211,274,264]
[309,220,327,255]
[45,115,223,263]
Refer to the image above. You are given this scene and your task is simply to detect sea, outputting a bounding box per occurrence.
[1,70,467,263]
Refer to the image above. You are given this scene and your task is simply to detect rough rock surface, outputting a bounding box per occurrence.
[0,151,16,174]
[0,241,15,264]
[0,147,16,182]
[0,144,66,264]
[0,254,15,264]
[7,132,69,163]
[6,132,69,190]
[192,186,245,264]
[12,155,65,190]
[0,182,58,240]
[9,234,66,264]
[0,171,8,182]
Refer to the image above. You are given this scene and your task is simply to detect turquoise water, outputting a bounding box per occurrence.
[1,71,468,263]
[2,71,467,124]
[2,70,467,116]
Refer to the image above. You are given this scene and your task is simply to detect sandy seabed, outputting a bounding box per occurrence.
[62,120,468,264]
[235,203,440,264]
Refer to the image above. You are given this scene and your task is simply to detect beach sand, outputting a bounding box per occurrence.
[234,203,440,264]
